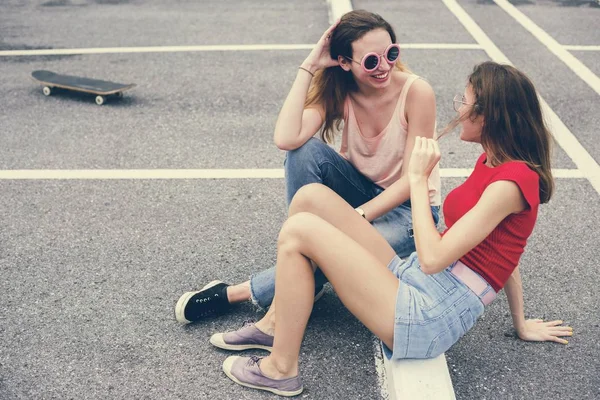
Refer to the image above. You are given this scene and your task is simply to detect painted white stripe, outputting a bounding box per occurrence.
[328,0,353,23]
[0,168,581,180]
[0,169,284,180]
[442,168,584,178]
[563,45,600,52]
[550,169,585,178]
[493,0,600,96]
[443,0,511,63]
[402,43,481,50]
[0,44,315,57]
[441,168,474,177]
[443,0,600,195]
[0,43,482,57]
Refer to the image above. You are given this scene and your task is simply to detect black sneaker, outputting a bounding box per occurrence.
[175,280,231,324]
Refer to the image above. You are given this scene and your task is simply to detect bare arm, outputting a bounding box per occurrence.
[503,266,526,333]
[273,75,324,151]
[273,22,339,151]
[410,173,525,274]
[504,266,573,344]
[359,79,437,221]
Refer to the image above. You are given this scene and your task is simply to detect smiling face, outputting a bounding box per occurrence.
[338,28,395,89]
[458,85,484,143]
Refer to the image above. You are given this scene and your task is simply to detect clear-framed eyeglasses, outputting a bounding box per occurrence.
[453,94,477,112]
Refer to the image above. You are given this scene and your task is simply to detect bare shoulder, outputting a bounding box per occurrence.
[404,77,435,120]
[406,77,435,102]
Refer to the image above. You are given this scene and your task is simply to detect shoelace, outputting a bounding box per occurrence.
[241,319,256,328]
[246,355,264,367]
[193,287,227,316]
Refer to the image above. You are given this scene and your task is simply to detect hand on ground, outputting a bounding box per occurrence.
[518,319,573,344]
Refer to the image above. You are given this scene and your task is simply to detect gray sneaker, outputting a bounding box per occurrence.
[223,355,303,397]
[210,321,274,351]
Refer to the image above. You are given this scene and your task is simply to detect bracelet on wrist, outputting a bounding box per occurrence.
[298,66,315,77]
[355,207,366,219]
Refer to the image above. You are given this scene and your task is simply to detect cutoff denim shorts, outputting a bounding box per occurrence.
[383,252,489,360]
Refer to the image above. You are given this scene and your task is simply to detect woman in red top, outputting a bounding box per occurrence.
[216,62,573,397]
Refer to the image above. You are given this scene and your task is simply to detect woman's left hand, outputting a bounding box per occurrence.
[517,319,573,344]
[408,136,441,183]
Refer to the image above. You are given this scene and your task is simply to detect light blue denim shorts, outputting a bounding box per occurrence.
[382,252,488,360]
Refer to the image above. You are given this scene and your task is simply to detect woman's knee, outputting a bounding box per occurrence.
[289,183,332,214]
[285,138,328,169]
[278,212,320,249]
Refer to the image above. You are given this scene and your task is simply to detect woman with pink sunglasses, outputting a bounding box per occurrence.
[176,11,440,328]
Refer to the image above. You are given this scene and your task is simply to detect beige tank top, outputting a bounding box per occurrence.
[339,75,441,206]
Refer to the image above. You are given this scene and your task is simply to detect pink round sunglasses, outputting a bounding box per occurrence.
[344,44,401,73]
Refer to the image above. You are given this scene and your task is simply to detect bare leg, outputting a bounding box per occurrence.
[259,210,399,378]
[287,184,394,258]
[227,183,387,306]
[252,183,396,334]
[226,281,251,304]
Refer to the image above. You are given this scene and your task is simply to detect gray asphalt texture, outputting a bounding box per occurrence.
[1,1,599,399]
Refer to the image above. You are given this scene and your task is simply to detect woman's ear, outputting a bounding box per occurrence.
[338,56,351,72]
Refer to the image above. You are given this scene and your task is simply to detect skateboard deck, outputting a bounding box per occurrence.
[31,70,136,105]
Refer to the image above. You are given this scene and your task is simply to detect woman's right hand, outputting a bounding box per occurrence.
[517,318,573,344]
[301,20,341,74]
[408,136,441,183]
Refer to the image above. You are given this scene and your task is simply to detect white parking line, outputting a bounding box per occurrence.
[328,0,352,23]
[444,0,600,195]
[402,44,481,50]
[562,45,600,52]
[0,43,482,57]
[0,168,582,180]
[0,169,284,180]
[493,0,600,96]
[0,44,314,56]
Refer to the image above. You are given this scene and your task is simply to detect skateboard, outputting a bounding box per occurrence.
[31,70,136,105]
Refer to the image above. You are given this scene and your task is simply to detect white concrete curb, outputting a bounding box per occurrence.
[381,343,456,400]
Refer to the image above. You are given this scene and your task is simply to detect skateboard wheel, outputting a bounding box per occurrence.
[42,86,52,96]
[95,95,105,105]
[115,92,123,98]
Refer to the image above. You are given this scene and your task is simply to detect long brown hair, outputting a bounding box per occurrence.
[451,62,554,203]
[305,10,411,143]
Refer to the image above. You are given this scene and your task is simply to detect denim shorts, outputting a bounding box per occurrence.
[382,252,487,360]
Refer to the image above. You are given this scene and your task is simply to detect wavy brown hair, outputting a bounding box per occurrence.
[445,62,554,203]
[305,10,411,143]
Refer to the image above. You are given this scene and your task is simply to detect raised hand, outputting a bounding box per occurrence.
[408,136,441,182]
[301,20,341,73]
[517,319,573,344]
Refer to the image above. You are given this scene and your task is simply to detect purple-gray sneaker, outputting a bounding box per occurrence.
[223,355,303,397]
[210,321,274,351]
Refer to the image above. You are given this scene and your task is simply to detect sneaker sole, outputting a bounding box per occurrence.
[223,356,303,397]
[175,280,223,324]
[210,333,273,352]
